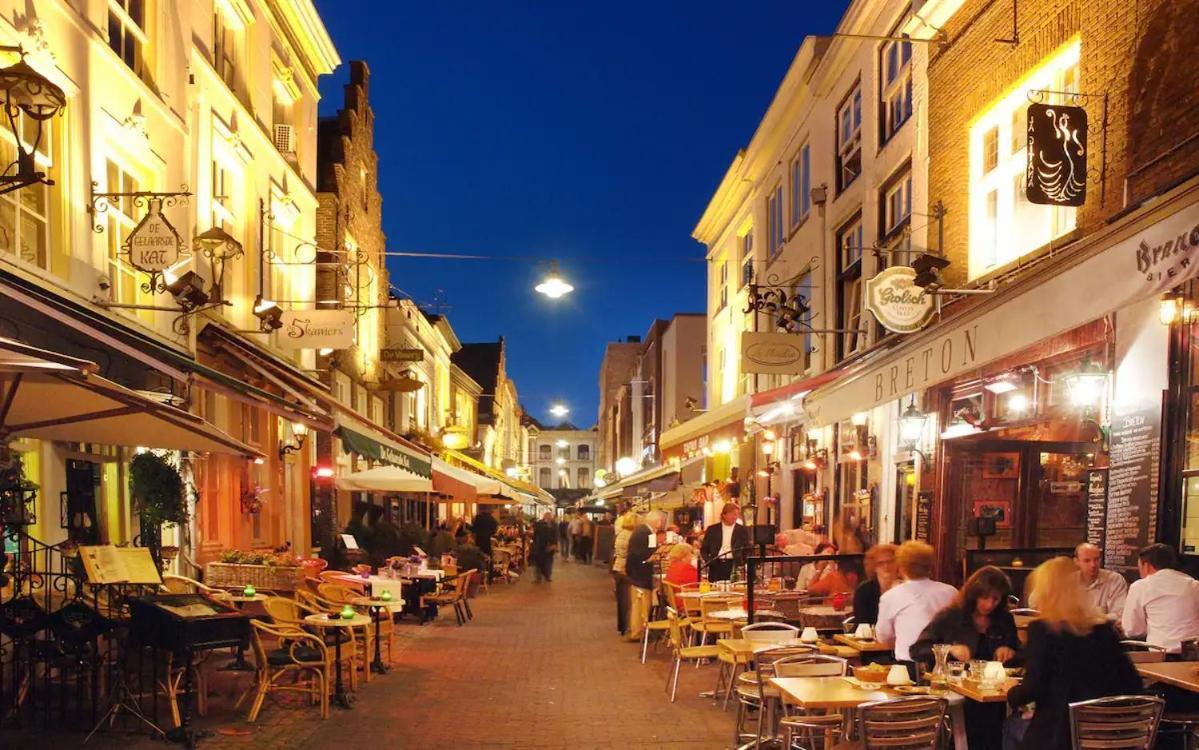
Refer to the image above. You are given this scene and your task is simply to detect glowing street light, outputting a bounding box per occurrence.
[615,456,638,477]
[549,403,569,418]
[535,260,574,299]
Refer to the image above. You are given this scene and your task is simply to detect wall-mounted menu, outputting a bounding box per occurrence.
[1104,403,1161,570]
[1085,468,1108,556]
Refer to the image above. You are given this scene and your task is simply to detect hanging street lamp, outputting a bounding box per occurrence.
[535,260,574,299]
[0,49,64,195]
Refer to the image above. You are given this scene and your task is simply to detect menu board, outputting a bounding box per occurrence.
[1104,403,1162,570]
[79,545,162,585]
[914,491,933,542]
[1085,468,1108,555]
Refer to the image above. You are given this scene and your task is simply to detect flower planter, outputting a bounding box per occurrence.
[205,562,306,591]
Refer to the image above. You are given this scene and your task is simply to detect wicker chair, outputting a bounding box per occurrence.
[1068,695,1164,750]
[261,596,356,686]
[243,620,329,721]
[422,570,474,625]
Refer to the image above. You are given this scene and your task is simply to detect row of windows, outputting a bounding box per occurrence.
[537,466,592,489]
[536,444,591,460]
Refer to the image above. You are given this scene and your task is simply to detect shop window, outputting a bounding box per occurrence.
[108,0,148,78]
[835,216,865,361]
[741,231,754,288]
[790,142,811,229]
[767,183,784,255]
[879,24,912,143]
[969,40,1079,278]
[836,84,862,191]
[834,422,871,547]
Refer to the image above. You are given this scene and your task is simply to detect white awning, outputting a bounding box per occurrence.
[659,394,749,461]
[336,465,434,493]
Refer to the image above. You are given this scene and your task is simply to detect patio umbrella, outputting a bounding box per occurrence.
[336,465,434,493]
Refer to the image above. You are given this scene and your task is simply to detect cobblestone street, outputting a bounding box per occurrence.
[18,561,731,750]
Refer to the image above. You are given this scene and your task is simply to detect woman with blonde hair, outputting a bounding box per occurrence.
[1004,557,1141,749]
[611,510,640,636]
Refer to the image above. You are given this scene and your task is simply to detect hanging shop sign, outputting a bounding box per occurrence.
[1026,102,1088,207]
[865,266,935,334]
[126,201,183,272]
[380,348,424,363]
[741,331,808,375]
[278,309,355,349]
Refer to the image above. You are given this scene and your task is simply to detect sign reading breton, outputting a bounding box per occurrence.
[126,201,183,272]
[804,196,1199,426]
[278,309,355,350]
[865,266,935,334]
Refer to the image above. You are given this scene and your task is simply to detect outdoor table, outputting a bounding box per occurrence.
[797,604,852,630]
[220,592,268,671]
[711,607,750,621]
[304,612,371,709]
[833,633,893,654]
[949,677,1020,703]
[352,596,404,674]
[331,572,405,599]
[1136,661,1199,692]
[771,676,970,750]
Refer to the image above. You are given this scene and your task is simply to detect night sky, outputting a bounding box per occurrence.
[312,1,849,427]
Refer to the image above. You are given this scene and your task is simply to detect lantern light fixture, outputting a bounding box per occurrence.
[440,424,470,451]
[1065,356,1108,408]
[252,295,284,331]
[615,456,638,477]
[279,420,309,460]
[0,50,65,195]
[898,398,929,449]
[535,259,574,299]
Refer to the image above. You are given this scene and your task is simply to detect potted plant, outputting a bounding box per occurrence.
[129,452,189,568]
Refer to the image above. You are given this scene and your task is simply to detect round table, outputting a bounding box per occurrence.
[797,604,853,631]
[351,597,403,674]
[220,592,269,671]
[304,613,371,709]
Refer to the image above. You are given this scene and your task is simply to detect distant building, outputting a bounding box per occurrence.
[596,336,641,474]
[527,420,598,498]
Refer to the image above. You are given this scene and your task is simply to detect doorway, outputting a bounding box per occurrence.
[64,459,101,544]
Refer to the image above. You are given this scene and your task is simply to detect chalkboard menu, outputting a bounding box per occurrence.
[1085,468,1108,555]
[914,491,933,543]
[1104,403,1162,570]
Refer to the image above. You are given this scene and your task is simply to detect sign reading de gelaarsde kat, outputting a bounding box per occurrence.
[126,202,183,272]
[278,309,355,349]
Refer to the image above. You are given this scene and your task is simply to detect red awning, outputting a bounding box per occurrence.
[749,369,844,409]
[432,469,478,502]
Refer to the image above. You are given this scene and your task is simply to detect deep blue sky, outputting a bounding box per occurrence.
[312,1,848,427]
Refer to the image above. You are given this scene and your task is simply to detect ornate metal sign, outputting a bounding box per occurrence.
[278,309,355,349]
[126,199,183,272]
[865,266,934,334]
[1026,102,1087,207]
[741,332,807,375]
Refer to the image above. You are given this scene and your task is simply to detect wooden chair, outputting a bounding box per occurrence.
[316,582,357,604]
[293,590,366,686]
[316,583,399,666]
[857,696,948,750]
[664,609,720,702]
[242,620,329,721]
[421,570,473,625]
[638,582,676,664]
[1068,695,1164,750]
[161,574,212,594]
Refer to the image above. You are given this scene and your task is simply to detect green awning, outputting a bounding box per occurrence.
[336,424,431,477]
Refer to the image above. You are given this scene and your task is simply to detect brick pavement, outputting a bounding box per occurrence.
[7,560,736,749]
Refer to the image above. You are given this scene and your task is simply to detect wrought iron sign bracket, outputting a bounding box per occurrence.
[89,183,192,233]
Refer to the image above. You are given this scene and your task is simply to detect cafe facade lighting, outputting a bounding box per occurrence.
[898,398,929,449]
[279,421,310,460]
[615,456,638,477]
[440,424,469,450]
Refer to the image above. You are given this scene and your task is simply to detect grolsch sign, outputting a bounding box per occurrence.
[278,309,354,350]
[865,266,935,334]
[1026,102,1087,207]
[126,201,183,272]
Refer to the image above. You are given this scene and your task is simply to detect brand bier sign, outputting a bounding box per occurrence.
[126,203,183,272]
[865,266,935,334]
[278,309,355,350]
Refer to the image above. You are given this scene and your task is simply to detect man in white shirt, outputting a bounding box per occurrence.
[1122,543,1199,654]
[876,541,957,664]
[1074,542,1128,621]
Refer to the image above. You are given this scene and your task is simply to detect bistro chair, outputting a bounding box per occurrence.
[422,570,474,625]
[1068,695,1164,750]
[857,696,948,750]
[1120,639,1168,663]
[263,597,357,688]
[694,594,743,647]
[664,608,721,703]
[161,574,215,595]
[775,654,849,750]
[243,620,329,722]
[639,585,675,664]
[718,622,803,708]
[735,650,844,750]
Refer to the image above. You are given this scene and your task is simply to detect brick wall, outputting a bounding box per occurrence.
[926,0,1199,285]
[315,60,388,387]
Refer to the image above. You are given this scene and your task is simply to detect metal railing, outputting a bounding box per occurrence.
[745,553,865,625]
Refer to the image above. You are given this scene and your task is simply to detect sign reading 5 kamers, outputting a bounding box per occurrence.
[1026,102,1087,207]
[126,202,183,272]
[278,309,355,349]
[865,266,934,334]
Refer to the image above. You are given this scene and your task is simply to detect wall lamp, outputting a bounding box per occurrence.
[279,420,310,460]
[253,295,284,331]
[1160,292,1196,325]
[899,397,930,465]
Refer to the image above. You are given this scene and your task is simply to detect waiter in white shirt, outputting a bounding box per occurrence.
[700,503,749,581]
[1122,543,1199,654]
[876,540,957,676]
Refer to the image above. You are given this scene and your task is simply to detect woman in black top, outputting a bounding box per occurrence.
[1006,557,1142,750]
[852,543,898,625]
[911,566,1020,750]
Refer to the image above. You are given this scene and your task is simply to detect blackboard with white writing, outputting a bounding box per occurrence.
[1104,404,1161,570]
[1085,468,1108,556]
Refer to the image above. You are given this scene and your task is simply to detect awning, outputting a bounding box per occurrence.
[618,463,680,497]
[659,394,749,462]
[749,369,844,424]
[0,339,259,456]
[335,415,432,477]
[336,465,434,493]
[0,270,330,430]
[803,186,1199,426]
[442,448,552,505]
[431,456,509,501]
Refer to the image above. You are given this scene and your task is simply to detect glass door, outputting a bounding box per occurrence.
[1030,450,1094,549]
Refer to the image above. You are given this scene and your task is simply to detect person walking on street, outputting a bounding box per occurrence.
[531,512,557,583]
[625,510,667,642]
[558,516,571,561]
[579,512,594,564]
[569,512,584,562]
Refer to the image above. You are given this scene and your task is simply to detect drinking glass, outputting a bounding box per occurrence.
[970,660,988,683]
[947,662,965,685]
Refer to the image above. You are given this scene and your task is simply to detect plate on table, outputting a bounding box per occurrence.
[894,685,931,695]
